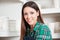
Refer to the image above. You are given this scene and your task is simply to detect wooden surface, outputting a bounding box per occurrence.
[53,38,60,40]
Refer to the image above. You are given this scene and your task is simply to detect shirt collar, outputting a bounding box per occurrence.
[33,22,40,31]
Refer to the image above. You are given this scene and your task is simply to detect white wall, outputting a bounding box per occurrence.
[0,2,22,40]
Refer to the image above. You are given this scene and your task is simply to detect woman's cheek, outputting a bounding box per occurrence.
[24,16,27,20]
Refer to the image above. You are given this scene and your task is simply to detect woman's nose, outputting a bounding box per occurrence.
[27,14,31,19]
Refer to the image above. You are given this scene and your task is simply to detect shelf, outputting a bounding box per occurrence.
[0,31,19,37]
[47,22,60,39]
[52,33,60,39]
[0,16,19,37]
[41,8,60,14]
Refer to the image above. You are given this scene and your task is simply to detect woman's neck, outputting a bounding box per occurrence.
[30,21,37,31]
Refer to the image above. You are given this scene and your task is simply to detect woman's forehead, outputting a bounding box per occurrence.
[23,6,36,11]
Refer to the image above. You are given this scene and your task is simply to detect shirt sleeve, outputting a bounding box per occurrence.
[36,24,52,40]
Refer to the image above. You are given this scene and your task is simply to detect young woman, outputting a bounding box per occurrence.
[21,1,52,40]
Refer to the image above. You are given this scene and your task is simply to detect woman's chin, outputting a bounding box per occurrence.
[28,23,33,25]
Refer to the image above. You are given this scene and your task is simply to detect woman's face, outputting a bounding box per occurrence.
[23,7,39,26]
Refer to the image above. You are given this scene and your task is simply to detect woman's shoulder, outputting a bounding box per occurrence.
[38,22,50,31]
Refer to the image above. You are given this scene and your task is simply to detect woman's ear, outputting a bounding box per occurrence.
[37,11,39,16]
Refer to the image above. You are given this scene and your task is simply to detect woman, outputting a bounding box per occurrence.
[21,1,52,40]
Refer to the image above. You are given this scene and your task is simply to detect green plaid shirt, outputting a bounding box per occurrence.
[25,22,52,40]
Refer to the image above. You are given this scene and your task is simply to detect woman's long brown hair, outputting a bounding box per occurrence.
[20,1,44,40]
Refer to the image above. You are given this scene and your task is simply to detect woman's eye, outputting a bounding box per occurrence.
[30,12,34,14]
[24,13,28,15]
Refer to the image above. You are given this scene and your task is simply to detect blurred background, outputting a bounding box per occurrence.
[0,0,60,40]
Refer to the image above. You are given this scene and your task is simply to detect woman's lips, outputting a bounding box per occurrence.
[27,20,31,23]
